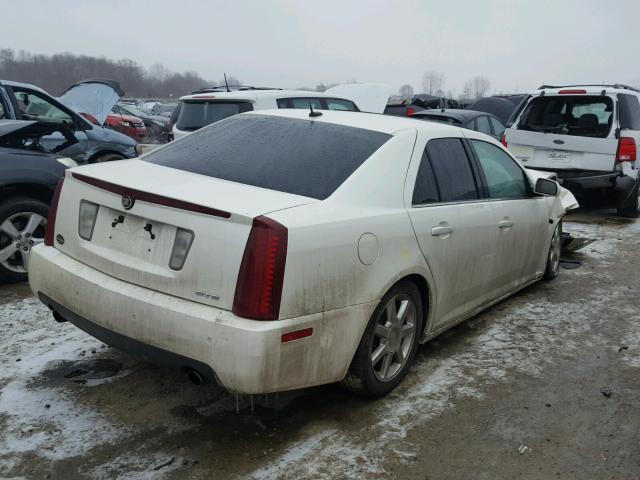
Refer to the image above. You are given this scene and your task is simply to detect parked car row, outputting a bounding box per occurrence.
[4,75,638,399]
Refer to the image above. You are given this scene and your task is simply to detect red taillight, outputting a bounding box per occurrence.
[233,216,288,320]
[44,176,65,246]
[558,89,587,94]
[406,107,415,117]
[501,134,508,148]
[616,137,637,162]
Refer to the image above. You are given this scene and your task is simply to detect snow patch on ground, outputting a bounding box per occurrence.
[0,298,126,463]
[247,287,624,479]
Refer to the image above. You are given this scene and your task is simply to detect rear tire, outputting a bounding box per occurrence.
[617,181,640,218]
[0,197,49,284]
[544,221,562,280]
[342,280,423,397]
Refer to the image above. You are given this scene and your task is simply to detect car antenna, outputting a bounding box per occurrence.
[309,103,322,117]
[224,72,231,93]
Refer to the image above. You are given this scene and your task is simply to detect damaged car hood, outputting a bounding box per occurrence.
[59,79,124,125]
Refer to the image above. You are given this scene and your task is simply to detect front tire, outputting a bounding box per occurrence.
[544,221,562,280]
[0,197,49,283]
[342,280,424,397]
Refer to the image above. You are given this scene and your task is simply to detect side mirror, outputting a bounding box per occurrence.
[534,177,559,196]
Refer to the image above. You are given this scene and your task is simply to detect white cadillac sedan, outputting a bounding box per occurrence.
[29,110,577,397]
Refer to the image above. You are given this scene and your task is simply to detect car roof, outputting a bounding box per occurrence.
[246,109,466,136]
[179,89,353,102]
[531,84,640,96]
[411,109,489,122]
[0,78,49,94]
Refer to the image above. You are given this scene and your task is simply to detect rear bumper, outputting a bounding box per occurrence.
[29,245,374,394]
[538,169,637,196]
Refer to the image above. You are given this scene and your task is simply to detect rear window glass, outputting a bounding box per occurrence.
[145,115,390,200]
[517,95,613,138]
[618,93,640,130]
[426,138,479,202]
[176,100,253,131]
[325,98,357,111]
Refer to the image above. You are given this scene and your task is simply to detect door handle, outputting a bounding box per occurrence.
[498,220,514,229]
[431,226,453,236]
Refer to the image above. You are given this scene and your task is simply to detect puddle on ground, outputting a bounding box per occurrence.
[43,359,126,385]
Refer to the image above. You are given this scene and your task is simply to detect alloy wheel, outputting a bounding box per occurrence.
[0,212,46,273]
[370,293,417,382]
[548,224,562,276]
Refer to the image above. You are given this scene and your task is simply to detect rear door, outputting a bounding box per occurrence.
[506,94,618,171]
[407,136,499,329]
[468,138,549,293]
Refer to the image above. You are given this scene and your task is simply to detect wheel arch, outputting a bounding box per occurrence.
[88,150,126,163]
[0,183,54,205]
[375,267,436,343]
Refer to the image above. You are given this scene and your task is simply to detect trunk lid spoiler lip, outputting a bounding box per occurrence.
[71,172,232,219]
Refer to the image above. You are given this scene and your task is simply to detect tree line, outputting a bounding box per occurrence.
[397,71,492,103]
[0,49,242,98]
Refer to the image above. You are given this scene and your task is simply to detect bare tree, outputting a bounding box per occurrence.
[398,84,414,101]
[421,71,444,95]
[462,76,491,100]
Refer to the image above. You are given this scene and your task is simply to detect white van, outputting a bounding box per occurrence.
[504,84,640,217]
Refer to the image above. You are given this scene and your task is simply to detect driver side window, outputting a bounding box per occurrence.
[12,89,72,124]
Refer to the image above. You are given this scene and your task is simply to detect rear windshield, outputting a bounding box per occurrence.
[176,100,253,131]
[145,115,390,200]
[517,95,614,138]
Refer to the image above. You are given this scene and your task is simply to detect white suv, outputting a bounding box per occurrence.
[504,84,640,217]
[171,87,360,140]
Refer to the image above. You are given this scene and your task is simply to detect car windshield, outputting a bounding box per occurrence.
[175,100,254,131]
[145,114,391,200]
[120,104,149,118]
[517,95,614,138]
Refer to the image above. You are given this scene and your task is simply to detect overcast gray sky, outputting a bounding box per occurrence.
[4,0,639,94]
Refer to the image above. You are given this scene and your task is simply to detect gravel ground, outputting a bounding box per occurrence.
[0,207,638,480]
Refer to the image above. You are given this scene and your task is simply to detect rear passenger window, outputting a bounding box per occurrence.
[325,98,357,111]
[426,138,478,202]
[475,115,491,134]
[618,93,640,130]
[289,98,323,110]
[412,151,439,205]
[471,140,528,199]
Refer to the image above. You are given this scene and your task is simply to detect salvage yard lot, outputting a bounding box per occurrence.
[1,207,639,480]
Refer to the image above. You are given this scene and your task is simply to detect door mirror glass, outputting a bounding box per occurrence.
[534,178,559,196]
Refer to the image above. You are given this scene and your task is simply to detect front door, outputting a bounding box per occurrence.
[467,138,549,294]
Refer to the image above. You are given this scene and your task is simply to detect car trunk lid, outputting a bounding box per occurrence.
[54,160,313,310]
